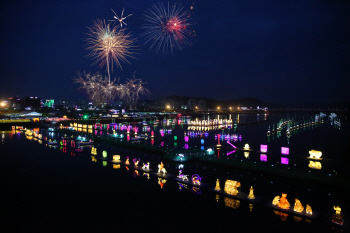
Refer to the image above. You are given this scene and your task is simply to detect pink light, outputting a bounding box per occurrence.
[281,147,289,155]
[260,144,268,153]
[281,157,289,165]
[227,141,236,148]
[227,150,236,155]
[185,144,189,150]
[160,141,164,147]
[260,154,267,162]
[185,136,189,142]
[217,134,221,145]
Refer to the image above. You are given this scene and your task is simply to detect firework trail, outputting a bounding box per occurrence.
[141,2,192,54]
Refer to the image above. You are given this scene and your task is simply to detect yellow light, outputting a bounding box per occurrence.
[166,105,170,109]
[217,106,220,110]
[0,102,5,106]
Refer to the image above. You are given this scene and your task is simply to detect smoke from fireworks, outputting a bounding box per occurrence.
[141,2,192,54]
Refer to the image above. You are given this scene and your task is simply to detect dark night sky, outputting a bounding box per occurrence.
[1,0,349,105]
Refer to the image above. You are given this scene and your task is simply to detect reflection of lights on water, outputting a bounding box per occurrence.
[260,154,267,162]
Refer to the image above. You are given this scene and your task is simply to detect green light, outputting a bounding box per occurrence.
[174,136,177,141]
[83,115,88,119]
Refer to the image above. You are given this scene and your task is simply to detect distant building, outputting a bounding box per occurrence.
[198,99,206,110]
[45,99,54,108]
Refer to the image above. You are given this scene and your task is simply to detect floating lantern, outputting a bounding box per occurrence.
[224,180,241,195]
[102,150,107,158]
[214,179,221,191]
[174,136,177,141]
[243,143,250,150]
[142,162,150,170]
[158,162,166,174]
[332,206,344,225]
[185,136,189,142]
[293,198,304,213]
[308,150,322,160]
[133,158,140,167]
[125,157,130,165]
[103,161,107,166]
[278,193,290,209]
[113,155,120,162]
[260,144,267,153]
[306,204,312,215]
[281,147,289,155]
[151,131,154,137]
[191,174,202,185]
[248,186,255,199]
[201,139,204,144]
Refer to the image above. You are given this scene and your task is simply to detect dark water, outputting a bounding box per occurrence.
[2,113,349,232]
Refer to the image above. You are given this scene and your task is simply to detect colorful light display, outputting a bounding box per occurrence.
[224,180,241,195]
[102,150,107,158]
[215,179,221,191]
[177,170,189,181]
[248,186,255,199]
[308,150,322,160]
[260,154,267,162]
[113,155,120,162]
[278,193,290,210]
[281,157,289,165]
[293,199,304,213]
[260,145,267,153]
[281,147,289,155]
[157,162,167,174]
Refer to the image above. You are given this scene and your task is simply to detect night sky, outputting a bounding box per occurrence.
[1,0,349,105]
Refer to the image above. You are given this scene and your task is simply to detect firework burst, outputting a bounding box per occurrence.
[85,19,135,71]
[141,2,192,54]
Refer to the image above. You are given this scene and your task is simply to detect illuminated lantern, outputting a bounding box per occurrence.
[174,136,177,141]
[332,206,344,225]
[308,150,322,160]
[278,193,290,209]
[281,147,289,155]
[157,162,166,174]
[184,144,189,150]
[248,186,255,199]
[243,143,250,150]
[214,179,221,191]
[125,157,130,165]
[151,131,154,137]
[217,134,221,147]
[185,136,189,142]
[224,180,241,195]
[158,178,166,189]
[142,162,150,170]
[201,139,204,144]
[113,155,120,162]
[103,161,107,166]
[102,150,107,158]
[293,199,304,213]
[306,204,312,215]
[272,196,280,205]
[260,154,267,162]
[260,145,267,153]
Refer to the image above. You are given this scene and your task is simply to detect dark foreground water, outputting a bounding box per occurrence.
[2,113,349,233]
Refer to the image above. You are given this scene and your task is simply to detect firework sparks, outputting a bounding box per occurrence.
[109,8,133,28]
[122,72,151,109]
[85,19,135,71]
[141,2,192,54]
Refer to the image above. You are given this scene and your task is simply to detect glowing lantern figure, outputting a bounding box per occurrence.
[201,139,204,145]
[151,131,154,137]
[244,143,250,150]
[133,158,140,167]
[224,180,241,195]
[185,136,189,142]
[158,178,166,189]
[103,150,107,158]
[191,174,202,185]
[214,179,221,191]
[125,157,130,165]
[281,147,289,155]
[217,134,221,147]
[308,150,322,160]
[293,199,304,213]
[113,155,120,162]
[158,162,167,174]
[278,193,290,210]
[306,204,312,215]
[260,145,267,153]
[174,136,177,141]
[332,206,344,225]
[248,186,255,199]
